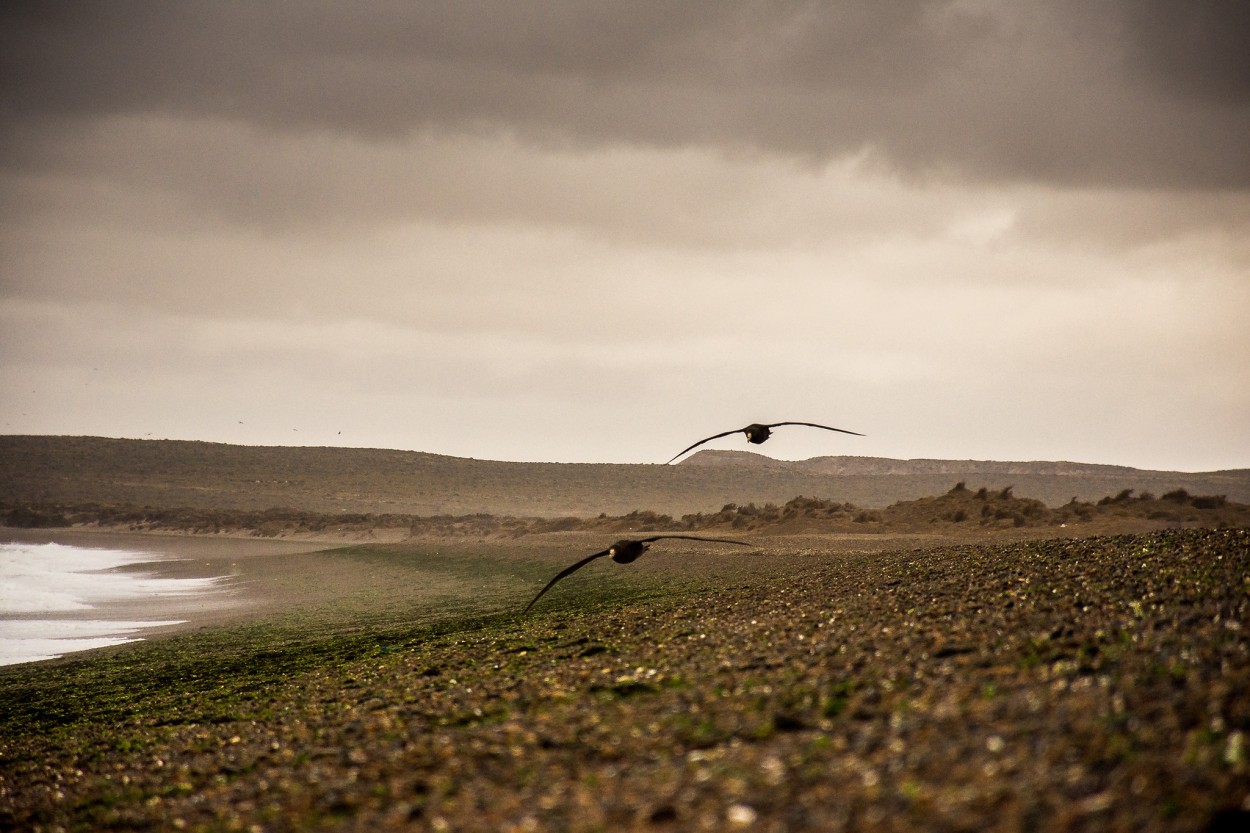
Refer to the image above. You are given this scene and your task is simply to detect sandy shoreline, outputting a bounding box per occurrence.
[0,525,607,657]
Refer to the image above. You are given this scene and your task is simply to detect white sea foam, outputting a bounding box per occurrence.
[0,542,229,665]
[0,619,189,666]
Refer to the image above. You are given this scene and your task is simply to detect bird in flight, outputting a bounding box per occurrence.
[523,535,752,613]
[666,421,863,464]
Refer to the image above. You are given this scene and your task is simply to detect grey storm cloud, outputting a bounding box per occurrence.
[2,2,1248,471]
[3,0,1249,188]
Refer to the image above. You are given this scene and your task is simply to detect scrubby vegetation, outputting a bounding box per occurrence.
[5,482,1247,540]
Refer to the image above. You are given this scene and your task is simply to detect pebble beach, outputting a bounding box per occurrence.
[2,527,1248,831]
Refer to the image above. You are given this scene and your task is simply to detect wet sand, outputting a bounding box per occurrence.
[1,527,349,638]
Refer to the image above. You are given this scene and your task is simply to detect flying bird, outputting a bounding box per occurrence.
[523,535,752,613]
[666,421,863,464]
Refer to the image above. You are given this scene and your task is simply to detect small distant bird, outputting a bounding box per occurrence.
[523,535,752,613]
[666,421,863,464]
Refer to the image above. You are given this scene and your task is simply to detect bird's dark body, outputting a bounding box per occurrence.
[608,539,649,563]
[744,424,771,444]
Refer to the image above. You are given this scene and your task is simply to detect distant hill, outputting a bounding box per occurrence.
[680,451,1250,508]
[682,450,1168,477]
[2,436,1247,518]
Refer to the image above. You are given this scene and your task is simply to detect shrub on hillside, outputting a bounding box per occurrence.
[3,507,70,528]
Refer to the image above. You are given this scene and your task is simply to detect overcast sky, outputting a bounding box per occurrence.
[2,1,1248,471]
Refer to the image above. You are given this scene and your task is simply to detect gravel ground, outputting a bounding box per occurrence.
[2,527,1248,832]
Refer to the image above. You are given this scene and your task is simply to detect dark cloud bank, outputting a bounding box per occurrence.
[3,1,1249,188]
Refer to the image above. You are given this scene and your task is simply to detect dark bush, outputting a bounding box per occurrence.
[3,507,71,528]
[539,517,582,532]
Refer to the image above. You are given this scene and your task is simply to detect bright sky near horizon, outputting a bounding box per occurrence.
[2,2,1248,472]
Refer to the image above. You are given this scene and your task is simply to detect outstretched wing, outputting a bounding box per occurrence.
[767,421,863,437]
[523,548,611,613]
[665,427,748,464]
[641,534,753,547]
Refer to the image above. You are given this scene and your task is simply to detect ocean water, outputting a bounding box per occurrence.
[0,541,229,666]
